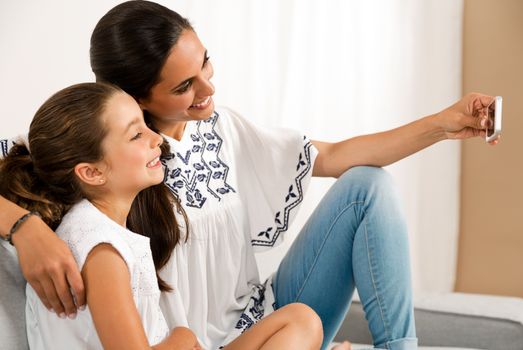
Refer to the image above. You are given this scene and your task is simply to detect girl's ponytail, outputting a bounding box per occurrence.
[0,143,66,229]
[0,83,119,230]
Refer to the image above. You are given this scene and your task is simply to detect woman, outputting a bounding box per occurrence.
[0,1,497,349]
[1,82,323,350]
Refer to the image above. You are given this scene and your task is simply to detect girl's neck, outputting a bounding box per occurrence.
[90,195,134,228]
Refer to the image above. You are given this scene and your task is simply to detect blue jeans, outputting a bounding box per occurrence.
[272,166,417,350]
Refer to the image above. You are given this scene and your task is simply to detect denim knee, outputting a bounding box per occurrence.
[335,166,395,201]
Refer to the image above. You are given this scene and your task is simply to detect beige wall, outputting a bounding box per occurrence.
[456,0,523,297]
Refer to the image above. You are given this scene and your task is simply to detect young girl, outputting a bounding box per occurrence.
[0,82,322,349]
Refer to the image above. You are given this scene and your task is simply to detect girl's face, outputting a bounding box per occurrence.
[138,29,215,135]
[99,92,165,196]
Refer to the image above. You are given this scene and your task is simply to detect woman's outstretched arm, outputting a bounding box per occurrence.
[312,92,497,178]
[0,195,85,317]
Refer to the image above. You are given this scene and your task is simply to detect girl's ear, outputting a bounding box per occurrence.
[74,163,106,187]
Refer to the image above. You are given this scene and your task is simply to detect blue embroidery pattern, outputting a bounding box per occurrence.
[252,138,314,247]
[162,111,236,208]
[234,283,266,332]
[0,139,8,157]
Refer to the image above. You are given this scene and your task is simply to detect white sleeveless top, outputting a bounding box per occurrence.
[158,107,317,348]
[25,200,169,349]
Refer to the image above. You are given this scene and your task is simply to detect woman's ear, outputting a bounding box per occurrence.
[74,163,106,187]
[137,97,148,111]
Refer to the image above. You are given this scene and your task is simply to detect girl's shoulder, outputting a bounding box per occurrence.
[56,200,142,272]
[57,200,122,239]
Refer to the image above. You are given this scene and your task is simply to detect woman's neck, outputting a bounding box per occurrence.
[154,120,187,141]
[90,195,134,228]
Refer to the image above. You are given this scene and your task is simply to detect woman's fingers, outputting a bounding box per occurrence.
[27,261,82,317]
[30,281,52,311]
[39,277,66,317]
[460,114,486,130]
[468,92,494,116]
[488,135,501,145]
[66,264,86,310]
[52,268,79,317]
[14,216,84,317]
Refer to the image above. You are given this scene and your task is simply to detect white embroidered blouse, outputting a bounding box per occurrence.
[157,107,317,348]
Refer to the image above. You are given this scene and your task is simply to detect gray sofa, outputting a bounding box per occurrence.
[334,293,523,350]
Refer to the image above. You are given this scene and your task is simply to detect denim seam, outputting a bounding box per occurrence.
[364,215,392,344]
[293,200,364,302]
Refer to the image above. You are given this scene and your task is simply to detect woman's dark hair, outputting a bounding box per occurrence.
[0,82,187,291]
[90,0,193,101]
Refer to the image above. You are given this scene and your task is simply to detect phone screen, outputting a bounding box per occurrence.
[486,100,496,138]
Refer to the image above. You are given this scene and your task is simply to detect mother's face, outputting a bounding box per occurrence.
[138,29,215,128]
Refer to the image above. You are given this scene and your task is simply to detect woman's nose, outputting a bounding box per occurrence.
[196,65,215,97]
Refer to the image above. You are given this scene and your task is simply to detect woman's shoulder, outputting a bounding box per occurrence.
[213,106,249,125]
[212,106,265,139]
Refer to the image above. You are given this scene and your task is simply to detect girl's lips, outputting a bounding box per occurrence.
[146,156,161,168]
[190,96,212,109]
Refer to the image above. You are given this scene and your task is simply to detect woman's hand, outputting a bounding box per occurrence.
[435,92,499,144]
[12,215,85,318]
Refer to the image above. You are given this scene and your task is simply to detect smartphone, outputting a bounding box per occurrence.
[486,96,502,142]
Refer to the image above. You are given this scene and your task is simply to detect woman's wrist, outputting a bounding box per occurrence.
[4,211,42,246]
[423,113,449,142]
[0,195,30,240]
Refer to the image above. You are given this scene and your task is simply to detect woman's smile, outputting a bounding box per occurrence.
[190,96,212,110]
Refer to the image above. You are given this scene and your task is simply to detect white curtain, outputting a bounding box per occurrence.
[0,0,463,294]
[182,0,465,295]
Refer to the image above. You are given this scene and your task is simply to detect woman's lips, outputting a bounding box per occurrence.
[190,96,212,110]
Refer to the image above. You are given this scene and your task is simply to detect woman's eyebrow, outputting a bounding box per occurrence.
[201,50,208,69]
[170,50,209,92]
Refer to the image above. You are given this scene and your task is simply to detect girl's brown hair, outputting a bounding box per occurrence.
[0,82,187,291]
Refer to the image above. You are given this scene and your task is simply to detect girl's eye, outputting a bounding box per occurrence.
[203,54,211,66]
[130,132,142,141]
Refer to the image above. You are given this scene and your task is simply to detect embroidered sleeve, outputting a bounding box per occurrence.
[251,136,316,249]
[0,139,7,158]
[1,135,28,159]
[216,107,319,252]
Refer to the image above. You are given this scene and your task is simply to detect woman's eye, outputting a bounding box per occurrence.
[174,81,192,94]
[130,132,142,141]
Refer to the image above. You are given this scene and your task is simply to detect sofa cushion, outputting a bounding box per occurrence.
[335,293,523,350]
